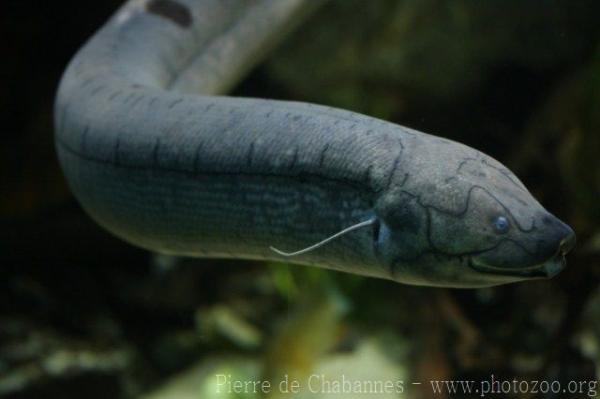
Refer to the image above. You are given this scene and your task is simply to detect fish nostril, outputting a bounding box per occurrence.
[559,231,576,255]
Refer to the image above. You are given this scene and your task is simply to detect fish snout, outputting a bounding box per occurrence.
[540,213,575,258]
[558,228,576,256]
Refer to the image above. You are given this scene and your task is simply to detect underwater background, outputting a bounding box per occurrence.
[2,0,600,397]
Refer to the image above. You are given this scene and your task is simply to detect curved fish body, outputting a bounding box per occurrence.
[55,0,575,287]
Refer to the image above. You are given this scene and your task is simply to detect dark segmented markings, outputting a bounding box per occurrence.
[146,0,192,28]
[56,138,372,193]
[246,141,255,167]
[90,85,104,96]
[318,143,329,168]
[80,77,94,88]
[457,156,526,193]
[385,153,402,190]
[364,164,373,186]
[108,90,122,101]
[405,183,536,256]
[54,0,571,288]
[193,140,203,173]
[169,98,184,109]
[130,95,144,108]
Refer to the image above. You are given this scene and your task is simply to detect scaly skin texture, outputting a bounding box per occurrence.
[55,0,575,288]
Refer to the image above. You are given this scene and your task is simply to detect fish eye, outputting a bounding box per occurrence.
[492,215,510,234]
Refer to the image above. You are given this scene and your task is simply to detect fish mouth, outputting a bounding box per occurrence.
[468,255,566,279]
